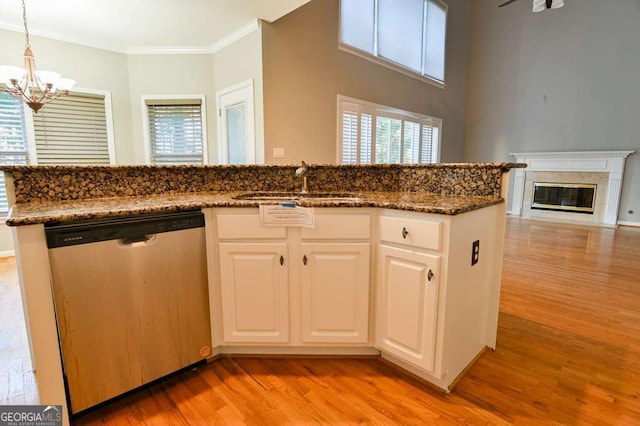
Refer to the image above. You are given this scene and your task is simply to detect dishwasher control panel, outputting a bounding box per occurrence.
[45,210,205,248]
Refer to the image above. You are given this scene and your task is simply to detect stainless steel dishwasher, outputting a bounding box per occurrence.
[45,210,212,415]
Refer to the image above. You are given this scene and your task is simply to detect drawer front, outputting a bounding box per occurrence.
[378,216,441,250]
[300,214,371,240]
[216,214,287,239]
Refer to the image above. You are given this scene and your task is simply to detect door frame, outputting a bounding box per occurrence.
[216,80,255,164]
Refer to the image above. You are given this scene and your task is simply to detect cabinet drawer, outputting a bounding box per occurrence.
[216,214,287,239]
[378,216,441,250]
[301,214,371,240]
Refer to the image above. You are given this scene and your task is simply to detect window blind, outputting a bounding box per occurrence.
[0,93,29,213]
[338,96,441,165]
[340,0,448,83]
[32,92,110,165]
[147,102,204,165]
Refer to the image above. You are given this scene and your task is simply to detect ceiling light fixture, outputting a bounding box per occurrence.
[532,0,564,12]
[0,0,75,113]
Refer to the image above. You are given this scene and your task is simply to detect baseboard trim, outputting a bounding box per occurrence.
[0,250,15,258]
[618,220,640,228]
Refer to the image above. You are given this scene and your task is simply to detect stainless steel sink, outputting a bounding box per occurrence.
[233,191,363,201]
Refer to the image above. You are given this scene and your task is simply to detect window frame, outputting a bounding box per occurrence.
[0,92,30,214]
[336,95,442,165]
[28,88,117,166]
[339,0,448,88]
[1,88,115,214]
[141,95,208,165]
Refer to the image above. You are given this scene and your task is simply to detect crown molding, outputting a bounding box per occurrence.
[1,18,261,56]
[210,19,260,54]
[0,23,129,53]
[125,46,213,55]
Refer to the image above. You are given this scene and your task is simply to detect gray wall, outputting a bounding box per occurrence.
[465,0,640,224]
[262,0,472,164]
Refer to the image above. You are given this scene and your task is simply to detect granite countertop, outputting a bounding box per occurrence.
[4,191,505,226]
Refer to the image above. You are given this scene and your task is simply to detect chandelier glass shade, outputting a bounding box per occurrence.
[0,0,75,113]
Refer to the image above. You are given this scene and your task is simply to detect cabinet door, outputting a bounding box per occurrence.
[219,243,289,343]
[300,243,370,343]
[376,245,440,372]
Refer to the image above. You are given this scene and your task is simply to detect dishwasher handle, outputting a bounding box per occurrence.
[118,234,157,246]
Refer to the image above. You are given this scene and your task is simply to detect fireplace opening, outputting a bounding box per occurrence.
[532,183,596,214]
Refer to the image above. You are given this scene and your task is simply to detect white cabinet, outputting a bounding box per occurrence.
[218,243,289,343]
[214,208,372,346]
[300,242,370,343]
[374,206,504,391]
[211,205,505,391]
[376,245,439,372]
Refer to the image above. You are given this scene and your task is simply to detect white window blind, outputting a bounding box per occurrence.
[147,100,204,165]
[340,0,448,83]
[338,96,441,165]
[33,92,111,165]
[0,93,29,213]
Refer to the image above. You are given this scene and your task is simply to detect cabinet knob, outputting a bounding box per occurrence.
[402,227,409,239]
[303,255,307,265]
[427,269,434,281]
[280,255,284,266]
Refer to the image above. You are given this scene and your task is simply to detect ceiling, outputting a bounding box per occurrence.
[0,0,311,54]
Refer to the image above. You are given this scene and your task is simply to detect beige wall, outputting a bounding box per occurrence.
[261,0,472,164]
[212,29,265,163]
[127,54,216,164]
[1,27,266,252]
[465,0,640,224]
[0,29,134,164]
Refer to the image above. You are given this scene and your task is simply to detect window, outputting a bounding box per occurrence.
[0,89,115,213]
[32,91,114,165]
[144,96,207,165]
[338,96,441,165]
[0,93,29,213]
[340,0,447,83]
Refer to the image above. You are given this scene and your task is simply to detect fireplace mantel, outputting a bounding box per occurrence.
[510,151,634,226]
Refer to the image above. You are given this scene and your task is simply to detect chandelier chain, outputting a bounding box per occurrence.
[21,0,30,49]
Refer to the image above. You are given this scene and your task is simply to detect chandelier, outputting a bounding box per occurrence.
[0,0,75,113]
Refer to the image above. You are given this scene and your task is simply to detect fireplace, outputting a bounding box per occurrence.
[532,183,596,214]
[510,151,634,227]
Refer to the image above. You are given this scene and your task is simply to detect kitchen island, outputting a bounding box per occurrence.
[1,162,523,425]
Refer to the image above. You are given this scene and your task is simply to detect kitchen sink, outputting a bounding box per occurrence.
[233,191,363,201]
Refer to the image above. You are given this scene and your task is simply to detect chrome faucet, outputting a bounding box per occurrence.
[295,160,309,194]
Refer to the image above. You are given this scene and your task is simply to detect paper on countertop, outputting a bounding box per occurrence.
[259,204,315,227]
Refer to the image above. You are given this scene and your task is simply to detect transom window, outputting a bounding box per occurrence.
[340,0,448,84]
[338,96,441,165]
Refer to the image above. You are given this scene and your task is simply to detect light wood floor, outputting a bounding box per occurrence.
[2,218,640,424]
[0,255,38,406]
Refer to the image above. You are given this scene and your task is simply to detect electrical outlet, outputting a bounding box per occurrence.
[471,240,480,266]
[272,148,285,158]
